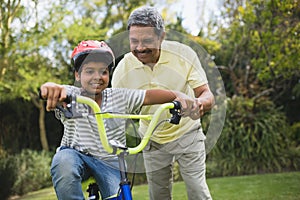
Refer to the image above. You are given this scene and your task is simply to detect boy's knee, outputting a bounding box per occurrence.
[51,149,81,177]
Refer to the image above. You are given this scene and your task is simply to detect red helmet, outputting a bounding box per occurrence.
[71,40,115,72]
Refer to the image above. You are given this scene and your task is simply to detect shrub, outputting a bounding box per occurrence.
[0,148,18,200]
[208,96,292,176]
[283,122,300,170]
[12,149,53,195]
[290,122,300,146]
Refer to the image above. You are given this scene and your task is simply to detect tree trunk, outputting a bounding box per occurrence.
[38,101,49,151]
[31,94,49,151]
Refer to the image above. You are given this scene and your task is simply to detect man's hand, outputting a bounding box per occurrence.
[40,82,66,111]
[175,97,201,120]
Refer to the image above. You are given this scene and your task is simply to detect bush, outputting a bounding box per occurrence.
[290,122,300,146]
[207,96,292,176]
[283,122,300,170]
[12,149,53,195]
[0,148,18,200]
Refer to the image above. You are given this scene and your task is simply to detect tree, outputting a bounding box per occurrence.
[0,0,71,150]
[0,0,22,92]
[213,0,300,122]
[1,0,153,151]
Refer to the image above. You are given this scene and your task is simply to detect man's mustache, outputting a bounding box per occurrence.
[133,49,152,54]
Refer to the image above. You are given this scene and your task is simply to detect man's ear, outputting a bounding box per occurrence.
[160,31,166,42]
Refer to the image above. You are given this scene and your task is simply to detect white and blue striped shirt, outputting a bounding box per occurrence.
[56,85,145,159]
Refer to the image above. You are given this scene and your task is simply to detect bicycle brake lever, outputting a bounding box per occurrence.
[169,101,182,124]
[56,104,73,119]
[38,89,74,118]
[56,95,73,119]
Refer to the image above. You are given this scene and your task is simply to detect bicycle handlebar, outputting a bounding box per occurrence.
[61,95,181,155]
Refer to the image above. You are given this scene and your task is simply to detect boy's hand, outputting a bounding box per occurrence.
[40,82,67,111]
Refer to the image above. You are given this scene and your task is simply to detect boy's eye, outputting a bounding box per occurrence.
[85,69,94,74]
[83,68,108,76]
[101,70,108,75]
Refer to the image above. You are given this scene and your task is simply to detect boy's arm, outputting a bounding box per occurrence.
[143,89,176,105]
[40,82,67,111]
[143,89,200,119]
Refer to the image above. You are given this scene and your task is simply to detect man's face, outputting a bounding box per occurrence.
[129,26,164,65]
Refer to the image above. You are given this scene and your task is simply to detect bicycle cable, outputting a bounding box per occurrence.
[129,119,169,191]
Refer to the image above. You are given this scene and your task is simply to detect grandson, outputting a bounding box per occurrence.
[40,40,200,200]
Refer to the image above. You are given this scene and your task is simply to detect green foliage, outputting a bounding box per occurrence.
[290,122,300,146]
[0,99,41,152]
[0,98,63,152]
[125,119,141,147]
[292,83,300,99]
[0,0,73,102]
[285,122,300,169]
[214,0,300,102]
[0,148,18,200]
[208,96,294,176]
[12,149,53,195]
[0,149,54,198]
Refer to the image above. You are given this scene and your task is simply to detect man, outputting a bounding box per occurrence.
[112,6,214,200]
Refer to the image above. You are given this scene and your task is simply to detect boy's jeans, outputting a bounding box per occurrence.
[50,147,120,200]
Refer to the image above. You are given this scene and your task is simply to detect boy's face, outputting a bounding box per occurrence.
[129,26,164,65]
[75,61,109,95]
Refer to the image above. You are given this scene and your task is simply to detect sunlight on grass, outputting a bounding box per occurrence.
[12,187,56,200]
[15,172,300,200]
[209,172,300,200]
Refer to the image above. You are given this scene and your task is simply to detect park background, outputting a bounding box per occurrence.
[0,0,299,199]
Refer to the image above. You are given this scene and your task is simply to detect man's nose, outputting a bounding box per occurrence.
[136,42,146,51]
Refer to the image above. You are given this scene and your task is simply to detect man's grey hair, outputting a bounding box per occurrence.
[127,6,165,36]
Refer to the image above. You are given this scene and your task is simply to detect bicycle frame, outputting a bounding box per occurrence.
[66,95,181,200]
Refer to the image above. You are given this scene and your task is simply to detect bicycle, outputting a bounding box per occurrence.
[58,95,182,200]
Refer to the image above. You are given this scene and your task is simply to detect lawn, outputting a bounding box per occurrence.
[13,171,300,200]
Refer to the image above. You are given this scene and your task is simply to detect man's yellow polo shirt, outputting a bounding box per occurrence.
[112,40,208,144]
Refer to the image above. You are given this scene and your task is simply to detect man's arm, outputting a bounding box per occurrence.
[193,84,215,117]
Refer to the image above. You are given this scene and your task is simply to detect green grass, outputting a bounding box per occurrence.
[209,172,300,200]
[13,172,300,200]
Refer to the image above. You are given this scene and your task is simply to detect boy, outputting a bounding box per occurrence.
[40,40,199,200]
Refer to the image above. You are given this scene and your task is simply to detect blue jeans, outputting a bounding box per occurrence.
[50,147,120,200]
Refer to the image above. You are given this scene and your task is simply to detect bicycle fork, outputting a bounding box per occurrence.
[87,152,132,200]
[116,152,132,200]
